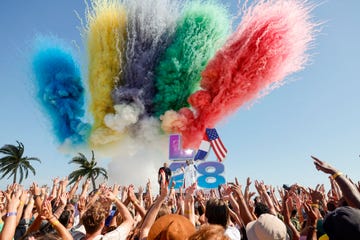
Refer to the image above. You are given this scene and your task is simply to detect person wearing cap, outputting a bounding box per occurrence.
[322,206,360,240]
[246,213,290,240]
[147,214,196,240]
[139,177,196,240]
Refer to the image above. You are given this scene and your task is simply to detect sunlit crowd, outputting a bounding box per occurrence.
[0,156,359,240]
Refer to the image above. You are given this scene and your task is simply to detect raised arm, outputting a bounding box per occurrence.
[24,214,42,236]
[50,177,59,201]
[40,199,73,240]
[282,191,300,240]
[146,179,153,207]
[0,187,21,240]
[79,178,90,200]
[22,191,35,226]
[184,183,196,226]
[269,185,281,213]
[244,177,252,204]
[68,176,82,200]
[230,178,255,225]
[302,201,319,240]
[15,187,28,226]
[254,180,277,215]
[53,192,68,219]
[105,189,135,237]
[312,156,360,208]
[139,175,168,240]
[31,182,43,213]
[128,184,146,218]
[223,184,244,229]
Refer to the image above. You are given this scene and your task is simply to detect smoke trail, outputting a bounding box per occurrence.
[98,117,168,189]
[32,35,90,146]
[105,0,179,134]
[106,134,168,191]
[85,0,127,147]
[153,1,230,118]
[162,0,317,148]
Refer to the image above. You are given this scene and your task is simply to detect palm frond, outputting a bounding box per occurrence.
[24,162,36,176]
[0,156,16,166]
[0,170,15,179]
[0,144,19,156]
[16,141,24,159]
[26,157,41,163]
[0,141,39,183]
[69,153,88,165]
[68,151,108,188]
[0,167,14,179]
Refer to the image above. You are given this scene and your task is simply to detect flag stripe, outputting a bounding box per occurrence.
[211,140,226,162]
[215,138,227,156]
[206,128,227,162]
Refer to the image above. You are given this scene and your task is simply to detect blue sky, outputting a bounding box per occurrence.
[0,0,359,191]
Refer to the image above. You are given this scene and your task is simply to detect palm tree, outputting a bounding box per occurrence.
[68,150,108,190]
[0,141,41,184]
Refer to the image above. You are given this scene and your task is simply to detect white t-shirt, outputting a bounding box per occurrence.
[72,223,131,240]
[225,225,241,240]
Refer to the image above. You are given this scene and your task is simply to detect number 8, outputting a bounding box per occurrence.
[197,161,225,189]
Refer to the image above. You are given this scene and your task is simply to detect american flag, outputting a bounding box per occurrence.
[206,128,227,162]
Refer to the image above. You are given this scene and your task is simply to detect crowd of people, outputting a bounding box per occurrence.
[0,156,360,240]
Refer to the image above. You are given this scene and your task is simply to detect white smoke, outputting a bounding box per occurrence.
[104,103,144,132]
[102,117,169,192]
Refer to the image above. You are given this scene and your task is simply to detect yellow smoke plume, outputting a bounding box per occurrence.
[85,0,127,147]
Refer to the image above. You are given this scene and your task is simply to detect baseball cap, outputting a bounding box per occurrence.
[246,213,289,240]
[323,206,360,240]
[148,214,196,240]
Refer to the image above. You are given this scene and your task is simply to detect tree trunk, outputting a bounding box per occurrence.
[13,170,17,183]
[91,176,96,191]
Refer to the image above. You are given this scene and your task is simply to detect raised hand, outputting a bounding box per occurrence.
[59,192,68,206]
[8,187,22,212]
[31,182,41,197]
[128,185,137,203]
[112,183,120,196]
[138,185,144,195]
[61,176,69,188]
[40,200,53,220]
[19,188,28,206]
[77,196,86,215]
[185,183,197,198]
[229,182,243,199]
[246,177,252,187]
[159,178,168,199]
[146,178,151,191]
[104,189,116,202]
[52,177,59,188]
[311,156,337,175]
[303,201,318,225]
[309,187,324,204]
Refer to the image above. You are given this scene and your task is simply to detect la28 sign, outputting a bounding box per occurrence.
[168,134,225,189]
